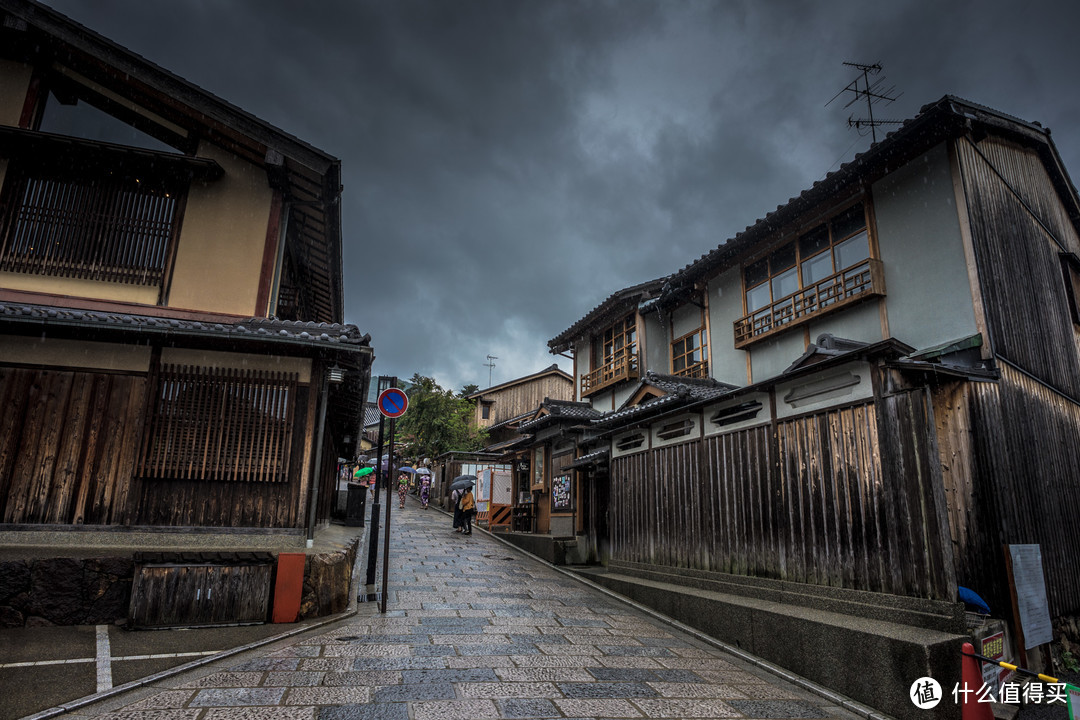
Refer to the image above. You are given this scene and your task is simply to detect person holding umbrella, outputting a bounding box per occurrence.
[459,485,476,535]
[449,475,474,532]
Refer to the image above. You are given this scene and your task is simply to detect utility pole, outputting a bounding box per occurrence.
[826,61,903,143]
[484,355,498,386]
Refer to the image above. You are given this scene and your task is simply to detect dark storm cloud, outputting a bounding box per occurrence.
[42,0,1080,392]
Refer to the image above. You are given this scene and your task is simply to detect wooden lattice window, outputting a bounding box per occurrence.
[0,165,182,286]
[139,365,298,482]
[672,327,708,378]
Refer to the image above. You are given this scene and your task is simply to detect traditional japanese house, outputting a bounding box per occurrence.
[548,96,1080,719]
[0,0,371,542]
[468,363,572,439]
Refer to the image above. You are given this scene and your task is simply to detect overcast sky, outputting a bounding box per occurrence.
[42,0,1080,394]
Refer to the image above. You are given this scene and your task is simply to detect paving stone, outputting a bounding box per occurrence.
[557,681,659,699]
[632,698,742,717]
[511,654,601,667]
[456,643,541,655]
[318,704,409,720]
[457,681,560,699]
[180,672,267,689]
[730,683,804,699]
[726,699,833,717]
[120,690,197,710]
[495,667,595,682]
[496,697,561,718]
[444,654,516,668]
[596,645,673,657]
[265,671,325,687]
[646,682,750,699]
[285,686,371,705]
[300,658,354,672]
[410,699,500,720]
[202,709,315,720]
[552,698,644,717]
[321,671,401,686]
[322,643,412,657]
[228,658,302,672]
[412,644,457,656]
[401,667,499,683]
[372,682,456,702]
[594,656,663,669]
[558,617,611,627]
[96,712,200,720]
[350,657,446,671]
[189,687,288,707]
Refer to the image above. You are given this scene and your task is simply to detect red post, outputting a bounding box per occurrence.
[961,642,994,720]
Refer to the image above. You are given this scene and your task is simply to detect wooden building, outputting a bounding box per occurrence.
[467,363,572,439]
[546,96,1080,718]
[0,0,371,539]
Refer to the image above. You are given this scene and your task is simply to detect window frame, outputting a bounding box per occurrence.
[736,202,881,347]
[581,312,639,396]
[743,203,871,314]
[671,326,708,378]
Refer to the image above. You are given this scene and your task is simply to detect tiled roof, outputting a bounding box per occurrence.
[593,372,737,428]
[518,398,603,432]
[548,277,667,355]
[0,302,371,349]
[568,447,609,469]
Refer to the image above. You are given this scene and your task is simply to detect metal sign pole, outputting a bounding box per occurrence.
[380,415,396,613]
[363,376,390,601]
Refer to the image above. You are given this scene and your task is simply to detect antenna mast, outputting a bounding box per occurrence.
[826,61,903,143]
[484,355,498,386]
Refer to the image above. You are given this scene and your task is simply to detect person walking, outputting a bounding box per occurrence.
[397,473,409,509]
[451,487,464,532]
[459,487,476,535]
[419,475,431,509]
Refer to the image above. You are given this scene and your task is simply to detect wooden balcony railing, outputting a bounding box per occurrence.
[673,360,709,379]
[734,258,886,349]
[581,346,638,397]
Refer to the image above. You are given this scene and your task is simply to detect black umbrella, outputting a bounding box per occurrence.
[449,475,475,491]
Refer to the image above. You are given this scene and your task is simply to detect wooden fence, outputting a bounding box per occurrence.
[609,391,955,601]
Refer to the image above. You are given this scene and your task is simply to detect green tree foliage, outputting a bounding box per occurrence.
[396,374,486,459]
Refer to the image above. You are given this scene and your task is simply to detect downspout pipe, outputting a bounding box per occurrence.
[307,363,331,546]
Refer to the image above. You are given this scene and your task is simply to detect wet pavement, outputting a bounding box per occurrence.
[47,500,867,720]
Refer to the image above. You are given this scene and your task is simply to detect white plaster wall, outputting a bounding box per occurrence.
[708,266,748,387]
[873,142,978,350]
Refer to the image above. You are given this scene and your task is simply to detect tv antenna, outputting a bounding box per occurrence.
[826,62,903,143]
[484,355,498,386]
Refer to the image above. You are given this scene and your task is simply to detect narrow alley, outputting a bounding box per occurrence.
[61,501,866,720]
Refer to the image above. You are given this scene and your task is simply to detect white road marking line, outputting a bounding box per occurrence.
[0,650,220,669]
[95,625,113,693]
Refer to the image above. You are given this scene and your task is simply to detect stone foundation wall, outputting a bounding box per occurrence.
[0,556,133,628]
[0,540,359,628]
[299,538,358,620]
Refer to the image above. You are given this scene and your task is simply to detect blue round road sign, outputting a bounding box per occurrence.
[377,388,409,418]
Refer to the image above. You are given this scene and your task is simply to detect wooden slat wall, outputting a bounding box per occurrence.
[938,364,1080,619]
[956,136,1080,398]
[609,395,955,600]
[0,367,145,524]
[0,366,309,528]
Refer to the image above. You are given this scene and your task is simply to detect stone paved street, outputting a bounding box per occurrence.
[64,500,866,720]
